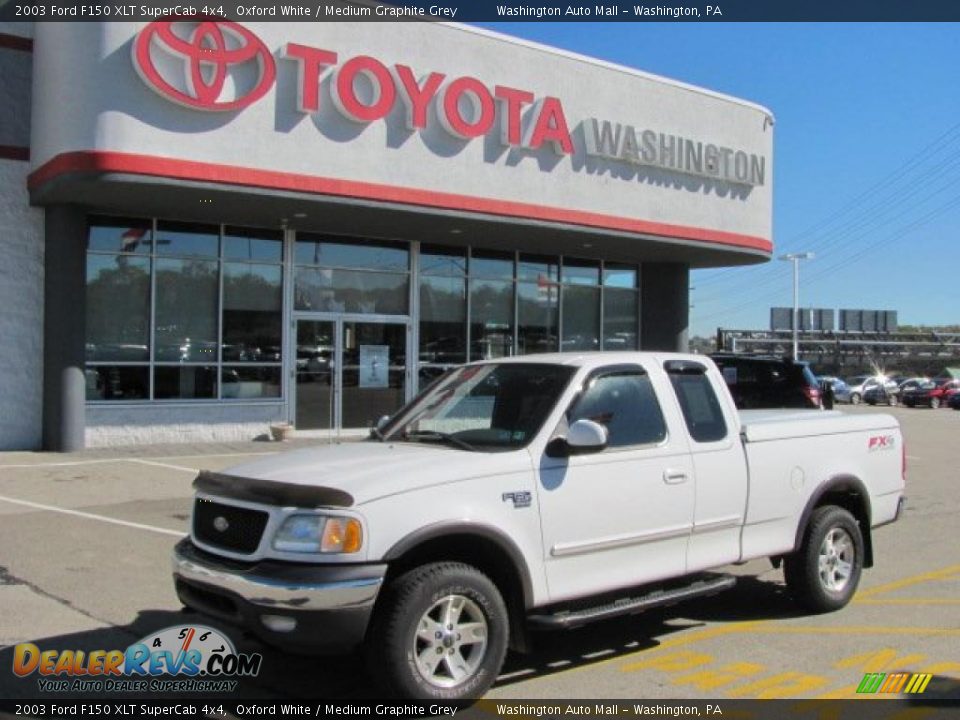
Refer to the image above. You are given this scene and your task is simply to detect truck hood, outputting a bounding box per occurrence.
[196,441,533,508]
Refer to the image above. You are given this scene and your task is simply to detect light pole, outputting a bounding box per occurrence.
[779,252,814,360]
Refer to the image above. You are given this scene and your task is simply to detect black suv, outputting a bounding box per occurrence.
[709,353,823,410]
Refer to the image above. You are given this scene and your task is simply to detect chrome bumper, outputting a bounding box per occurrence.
[172,539,385,612]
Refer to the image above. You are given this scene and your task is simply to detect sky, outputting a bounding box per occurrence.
[477,22,960,336]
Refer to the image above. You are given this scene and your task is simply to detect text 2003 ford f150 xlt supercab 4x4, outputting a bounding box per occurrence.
[172,353,906,699]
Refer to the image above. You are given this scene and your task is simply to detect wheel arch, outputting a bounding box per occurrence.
[794,475,874,568]
[381,523,535,652]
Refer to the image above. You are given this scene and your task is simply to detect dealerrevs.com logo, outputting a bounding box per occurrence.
[133,18,276,111]
[13,625,262,693]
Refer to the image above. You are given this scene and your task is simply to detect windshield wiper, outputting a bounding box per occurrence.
[403,430,477,452]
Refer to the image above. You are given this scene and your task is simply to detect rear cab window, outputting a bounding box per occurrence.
[665,360,728,443]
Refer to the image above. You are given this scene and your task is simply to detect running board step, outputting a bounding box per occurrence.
[527,574,736,630]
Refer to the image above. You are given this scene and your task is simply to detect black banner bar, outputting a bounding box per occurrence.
[5,0,960,22]
[2,699,960,720]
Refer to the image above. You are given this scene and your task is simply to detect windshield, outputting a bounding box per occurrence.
[382,363,576,451]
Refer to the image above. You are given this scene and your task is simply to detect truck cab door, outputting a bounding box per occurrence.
[535,364,695,603]
[664,360,748,572]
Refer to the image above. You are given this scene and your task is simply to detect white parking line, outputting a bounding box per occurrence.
[0,459,119,470]
[128,458,199,473]
[0,493,184,537]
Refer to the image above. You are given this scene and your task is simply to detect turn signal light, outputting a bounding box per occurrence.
[321,518,363,554]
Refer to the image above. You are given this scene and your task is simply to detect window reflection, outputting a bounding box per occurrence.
[155,259,219,362]
[223,263,283,362]
[155,221,219,258]
[86,255,150,362]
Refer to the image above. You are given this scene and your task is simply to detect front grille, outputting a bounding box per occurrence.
[193,499,269,554]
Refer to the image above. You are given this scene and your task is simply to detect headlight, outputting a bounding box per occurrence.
[272,514,363,554]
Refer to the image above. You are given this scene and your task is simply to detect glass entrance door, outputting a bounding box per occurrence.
[294,317,409,431]
[295,320,336,430]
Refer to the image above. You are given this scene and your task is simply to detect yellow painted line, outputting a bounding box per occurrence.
[743,625,960,637]
[857,563,960,599]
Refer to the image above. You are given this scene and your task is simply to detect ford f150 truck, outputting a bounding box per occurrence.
[172,353,906,700]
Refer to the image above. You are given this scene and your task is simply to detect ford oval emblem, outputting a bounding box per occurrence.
[213,516,230,532]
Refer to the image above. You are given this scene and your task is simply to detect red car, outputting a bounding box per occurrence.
[901,379,960,408]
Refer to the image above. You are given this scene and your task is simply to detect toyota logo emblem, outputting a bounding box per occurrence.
[212,516,230,532]
[133,16,276,111]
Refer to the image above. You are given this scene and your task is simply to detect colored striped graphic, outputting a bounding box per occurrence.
[856,672,932,694]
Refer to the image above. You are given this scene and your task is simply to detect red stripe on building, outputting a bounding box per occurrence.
[28,150,773,254]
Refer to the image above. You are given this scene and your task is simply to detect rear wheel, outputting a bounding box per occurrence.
[366,562,508,700]
[784,505,864,613]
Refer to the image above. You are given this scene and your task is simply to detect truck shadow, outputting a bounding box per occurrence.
[494,573,802,690]
[0,575,802,700]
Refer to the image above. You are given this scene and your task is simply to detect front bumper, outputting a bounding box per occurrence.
[172,538,386,653]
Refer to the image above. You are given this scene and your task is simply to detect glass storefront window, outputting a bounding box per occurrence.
[603,287,639,350]
[155,221,219,258]
[420,275,467,366]
[518,254,559,283]
[561,258,600,286]
[421,245,467,276]
[222,366,282,399]
[470,251,514,280]
[223,263,283,362]
[518,280,558,355]
[295,235,408,271]
[87,216,152,254]
[294,267,408,314]
[470,278,514,360]
[154,366,218,399]
[155,258,219,362]
[562,285,601,351]
[224,227,283,262]
[86,254,151,362]
[604,263,638,289]
[85,366,149,401]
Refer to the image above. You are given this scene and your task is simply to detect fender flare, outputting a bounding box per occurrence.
[793,474,874,567]
[383,521,536,609]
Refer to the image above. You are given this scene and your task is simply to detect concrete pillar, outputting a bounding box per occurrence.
[641,262,689,353]
[43,206,86,451]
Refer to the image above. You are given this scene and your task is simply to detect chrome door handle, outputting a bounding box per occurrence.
[663,469,689,484]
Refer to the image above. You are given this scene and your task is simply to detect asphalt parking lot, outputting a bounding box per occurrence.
[0,405,958,703]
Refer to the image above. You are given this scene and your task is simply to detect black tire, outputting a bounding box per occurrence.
[784,505,864,613]
[850,393,862,405]
[366,562,509,700]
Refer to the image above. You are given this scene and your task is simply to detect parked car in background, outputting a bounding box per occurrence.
[817,376,850,405]
[949,392,960,410]
[843,375,898,405]
[900,379,959,409]
[710,354,821,409]
[897,377,930,394]
[864,383,899,406]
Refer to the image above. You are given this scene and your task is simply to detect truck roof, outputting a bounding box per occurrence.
[466,351,712,368]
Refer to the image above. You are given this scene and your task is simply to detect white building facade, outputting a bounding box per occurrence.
[0,20,773,450]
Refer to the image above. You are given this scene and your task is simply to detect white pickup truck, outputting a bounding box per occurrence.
[172,352,906,700]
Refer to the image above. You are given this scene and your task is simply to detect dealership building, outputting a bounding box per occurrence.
[0,20,773,451]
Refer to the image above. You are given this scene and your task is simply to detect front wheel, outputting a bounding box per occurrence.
[850,393,862,405]
[784,505,864,613]
[366,562,509,700]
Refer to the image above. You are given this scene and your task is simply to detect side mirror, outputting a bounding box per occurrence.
[547,419,608,457]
